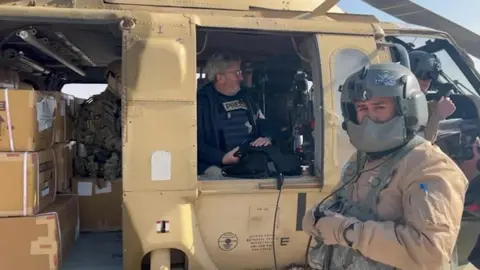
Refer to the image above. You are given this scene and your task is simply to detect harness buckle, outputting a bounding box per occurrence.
[370,177,382,188]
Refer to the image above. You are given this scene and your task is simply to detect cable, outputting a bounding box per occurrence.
[302,151,399,268]
[272,173,283,270]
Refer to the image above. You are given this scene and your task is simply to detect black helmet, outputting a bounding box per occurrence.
[409,50,441,81]
[105,59,121,80]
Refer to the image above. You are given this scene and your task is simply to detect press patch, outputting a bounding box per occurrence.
[222,100,247,111]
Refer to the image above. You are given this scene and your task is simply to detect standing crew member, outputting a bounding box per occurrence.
[74,59,123,182]
[303,63,468,269]
[409,50,456,142]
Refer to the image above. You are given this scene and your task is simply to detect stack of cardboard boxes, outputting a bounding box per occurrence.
[0,69,124,269]
[0,80,79,269]
[72,174,123,232]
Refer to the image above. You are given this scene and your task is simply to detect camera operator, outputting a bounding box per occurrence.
[458,137,480,182]
[456,137,480,268]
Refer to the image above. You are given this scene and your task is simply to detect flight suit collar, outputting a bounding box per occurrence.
[365,136,413,160]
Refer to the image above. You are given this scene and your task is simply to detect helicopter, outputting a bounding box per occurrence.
[0,0,479,269]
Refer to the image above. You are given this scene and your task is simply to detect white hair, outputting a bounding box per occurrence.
[205,52,241,82]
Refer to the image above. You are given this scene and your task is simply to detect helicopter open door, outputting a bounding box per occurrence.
[361,0,480,60]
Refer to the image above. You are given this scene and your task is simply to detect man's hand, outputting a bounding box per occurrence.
[473,137,480,159]
[460,137,480,180]
[436,96,456,119]
[250,137,272,147]
[459,137,480,181]
[469,137,480,164]
[222,146,240,165]
[302,207,321,237]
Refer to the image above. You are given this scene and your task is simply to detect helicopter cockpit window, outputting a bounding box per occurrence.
[433,50,477,96]
[388,36,478,97]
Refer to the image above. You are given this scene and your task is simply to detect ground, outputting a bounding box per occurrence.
[61,229,480,270]
[61,231,185,270]
[62,232,123,270]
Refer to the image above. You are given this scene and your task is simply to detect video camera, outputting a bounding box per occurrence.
[434,118,480,162]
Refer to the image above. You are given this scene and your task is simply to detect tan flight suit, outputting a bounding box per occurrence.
[303,139,468,269]
[424,100,441,142]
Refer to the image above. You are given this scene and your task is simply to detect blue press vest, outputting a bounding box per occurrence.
[216,94,255,152]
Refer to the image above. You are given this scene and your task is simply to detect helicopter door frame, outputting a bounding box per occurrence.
[315,33,386,190]
[120,11,203,270]
[121,12,198,194]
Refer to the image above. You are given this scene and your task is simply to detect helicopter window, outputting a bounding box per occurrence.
[195,29,322,182]
[61,83,107,99]
[388,36,478,97]
[434,49,476,96]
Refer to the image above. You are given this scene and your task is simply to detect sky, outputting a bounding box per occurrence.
[337,0,480,64]
[62,0,480,99]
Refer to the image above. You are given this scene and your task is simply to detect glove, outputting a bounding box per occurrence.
[316,212,360,247]
[302,206,321,237]
[302,200,338,237]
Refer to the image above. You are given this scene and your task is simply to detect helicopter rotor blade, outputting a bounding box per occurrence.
[361,0,480,60]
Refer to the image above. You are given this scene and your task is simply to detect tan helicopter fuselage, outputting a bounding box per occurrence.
[1,1,479,269]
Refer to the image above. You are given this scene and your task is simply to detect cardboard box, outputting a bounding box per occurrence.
[53,142,75,192]
[72,177,122,232]
[0,194,79,270]
[54,92,75,143]
[0,148,57,217]
[0,89,56,151]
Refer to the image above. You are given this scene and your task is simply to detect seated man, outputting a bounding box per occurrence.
[197,52,277,177]
[409,50,456,142]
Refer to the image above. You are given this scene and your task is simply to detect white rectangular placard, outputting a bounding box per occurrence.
[151,151,172,181]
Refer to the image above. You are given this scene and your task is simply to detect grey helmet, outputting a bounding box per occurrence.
[340,63,428,153]
[409,50,442,81]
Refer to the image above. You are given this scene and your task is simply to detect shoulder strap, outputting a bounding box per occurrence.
[348,151,367,196]
[364,135,426,212]
[336,151,367,199]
